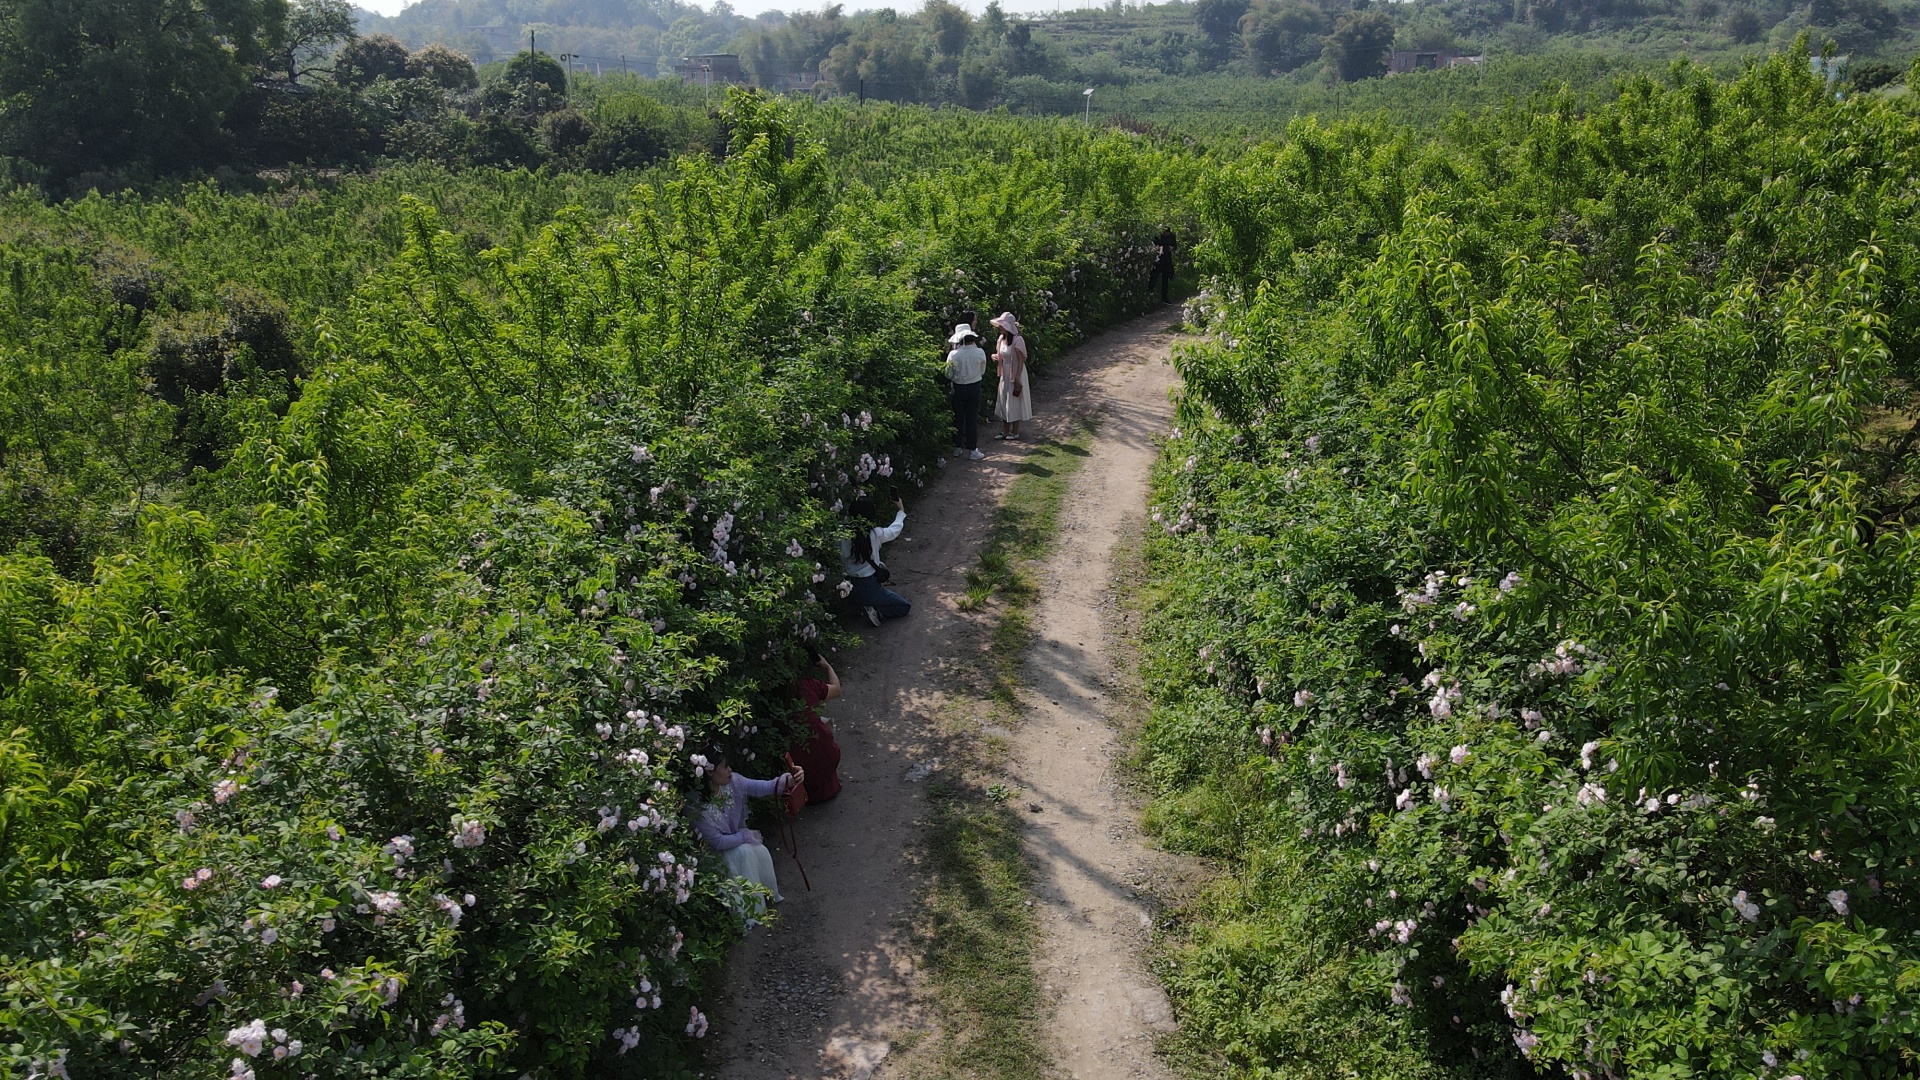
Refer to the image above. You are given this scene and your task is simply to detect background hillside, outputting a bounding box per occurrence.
[360,0,1920,102]
[5,0,1914,187]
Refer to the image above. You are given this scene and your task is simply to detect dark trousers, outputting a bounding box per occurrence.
[850,573,911,619]
[950,381,982,450]
[1149,261,1174,302]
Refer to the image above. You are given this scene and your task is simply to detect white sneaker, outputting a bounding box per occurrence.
[863,606,881,626]
[968,449,985,461]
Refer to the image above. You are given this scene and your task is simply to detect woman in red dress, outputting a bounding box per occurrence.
[787,654,843,801]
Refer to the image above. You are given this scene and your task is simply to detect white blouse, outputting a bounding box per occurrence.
[838,510,906,577]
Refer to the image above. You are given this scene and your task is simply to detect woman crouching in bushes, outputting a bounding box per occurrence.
[689,746,802,908]
[841,493,910,626]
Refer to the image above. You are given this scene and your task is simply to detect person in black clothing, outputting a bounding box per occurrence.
[1149,227,1177,303]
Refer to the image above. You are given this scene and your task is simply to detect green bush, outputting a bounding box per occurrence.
[1142,52,1920,1078]
[0,90,1200,1077]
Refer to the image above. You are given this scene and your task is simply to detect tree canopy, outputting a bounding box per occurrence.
[0,0,287,176]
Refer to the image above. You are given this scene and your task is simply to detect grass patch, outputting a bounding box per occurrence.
[901,425,1098,1080]
[910,774,1047,1080]
[955,428,1098,702]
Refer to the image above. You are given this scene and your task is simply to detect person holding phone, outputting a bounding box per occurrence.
[840,492,910,626]
[690,746,803,906]
[787,653,843,802]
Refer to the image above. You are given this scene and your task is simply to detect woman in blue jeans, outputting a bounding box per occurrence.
[839,494,910,626]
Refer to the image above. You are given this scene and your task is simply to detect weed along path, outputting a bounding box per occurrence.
[706,313,1185,1080]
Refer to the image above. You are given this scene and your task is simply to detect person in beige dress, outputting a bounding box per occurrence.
[991,311,1032,439]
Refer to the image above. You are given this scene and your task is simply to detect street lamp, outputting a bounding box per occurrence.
[1082,86,1094,124]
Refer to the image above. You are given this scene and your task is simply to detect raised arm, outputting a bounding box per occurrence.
[874,509,907,544]
[732,773,790,799]
[817,657,842,701]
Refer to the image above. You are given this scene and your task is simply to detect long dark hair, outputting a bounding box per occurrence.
[848,494,878,567]
[698,743,732,798]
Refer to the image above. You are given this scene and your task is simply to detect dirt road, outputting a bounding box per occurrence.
[706,313,1184,1080]
[1009,329,1184,1080]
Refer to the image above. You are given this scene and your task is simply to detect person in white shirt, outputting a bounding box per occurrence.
[839,493,910,625]
[944,324,988,461]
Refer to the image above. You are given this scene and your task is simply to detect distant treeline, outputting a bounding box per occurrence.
[0,0,1914,186]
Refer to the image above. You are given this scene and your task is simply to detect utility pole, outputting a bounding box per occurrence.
[528,30,536,104]
[859,76,865,103]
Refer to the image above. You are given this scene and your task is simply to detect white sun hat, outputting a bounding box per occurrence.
[948,323,978,344]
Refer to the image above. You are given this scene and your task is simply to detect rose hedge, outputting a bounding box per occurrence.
[1139,54,1920,1079]
[0,92,1197,1078]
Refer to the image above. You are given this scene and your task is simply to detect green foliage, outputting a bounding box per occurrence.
[1324,9,1397,81]
[501,49,569,97]
[0,0,286,178]
[335,34,415,89]
[0,166,657,570]
[1086,52,1677,137]
[1240,1,1331,75]
[0,91,1194,1077]
[411,43,481,91]
[271,0,357,86]
[1141,52,1920,1078]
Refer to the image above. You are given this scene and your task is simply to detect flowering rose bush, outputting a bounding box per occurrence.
[1140,54,1920,1079]
[0,93,1177,1077]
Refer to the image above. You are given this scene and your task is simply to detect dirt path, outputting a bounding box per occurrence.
[706,313,1184,1080]
[1010,330,1185,1080]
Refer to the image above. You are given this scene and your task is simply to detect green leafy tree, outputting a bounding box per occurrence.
[408,42,478,90]
[821,16,933,102]
[477,50,566,120]
[1239,0,1328,73]
[980,0,1008,42]
[502,49,567,96]
[926,0,972,63]
[228,80,373,165]
[1195,0,1252,44]
[1723,4,1764,41]
[0,0,285,177]
[1143,53,1920,1079]
[1322,9,1395,81]
[537,107,595,165]
[737,5,847,86]
[466,113,543,166]
[1806,0,1897,51]
[332,32,410,89]
[270,0,355,85]
[582,114,669,171]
